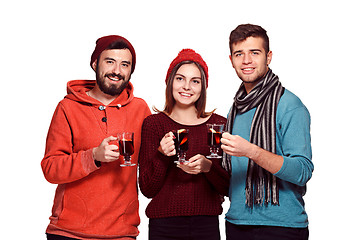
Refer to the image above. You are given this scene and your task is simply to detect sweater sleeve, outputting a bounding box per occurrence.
[274,106,313,186]
[139,116,172,198]
[41,103,99,184]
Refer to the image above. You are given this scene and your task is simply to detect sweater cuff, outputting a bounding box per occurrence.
[158,150,174,168]
[81,148,100,174]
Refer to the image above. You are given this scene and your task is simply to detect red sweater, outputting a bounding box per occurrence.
[139,113,230,219]
[41,80,151,239]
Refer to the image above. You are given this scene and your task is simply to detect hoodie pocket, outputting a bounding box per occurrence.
[123,199,140,227]
[57,192,87,230]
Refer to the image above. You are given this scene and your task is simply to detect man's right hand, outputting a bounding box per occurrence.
[92,136,120,162]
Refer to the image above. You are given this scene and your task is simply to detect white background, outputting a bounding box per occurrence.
[1,0,359,239]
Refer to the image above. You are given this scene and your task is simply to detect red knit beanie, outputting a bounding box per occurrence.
[90,35,136,73]
[165,49,209,88]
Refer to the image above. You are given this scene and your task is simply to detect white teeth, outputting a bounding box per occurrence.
[180,93,191,97]
[108,76,120,81]
[243,68,254,71]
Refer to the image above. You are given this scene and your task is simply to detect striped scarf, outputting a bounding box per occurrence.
[222,69,284,208]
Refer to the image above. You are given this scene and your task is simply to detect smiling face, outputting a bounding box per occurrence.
[230,36,272,93]
[172,63,202,109]
[92,49,132,96]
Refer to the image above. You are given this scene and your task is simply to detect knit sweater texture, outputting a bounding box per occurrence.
[41,80,151,239]
[139,112,230,219]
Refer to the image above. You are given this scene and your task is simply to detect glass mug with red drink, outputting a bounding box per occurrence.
[117,132,136,167]
[172,129,189,164]
[206,124,224,159]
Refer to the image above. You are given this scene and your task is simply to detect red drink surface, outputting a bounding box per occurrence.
[207,132,221,147]
[173,130,188,152]
[119,139,134,156]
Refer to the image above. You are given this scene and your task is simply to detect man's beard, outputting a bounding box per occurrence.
[96,72,131,96]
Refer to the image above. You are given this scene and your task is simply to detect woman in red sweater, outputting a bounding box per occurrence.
[139,49,230,240]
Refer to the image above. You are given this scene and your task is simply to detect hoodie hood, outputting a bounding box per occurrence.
[65,80,134,107]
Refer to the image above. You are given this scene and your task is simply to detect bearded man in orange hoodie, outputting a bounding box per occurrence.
[41,35,151,240]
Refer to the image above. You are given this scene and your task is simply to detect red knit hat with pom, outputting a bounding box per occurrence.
[165,49,208,88]
[90,35,136,73]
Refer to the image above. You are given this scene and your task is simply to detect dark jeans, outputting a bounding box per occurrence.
[46,234,80,240]
[226,221,309,240]
[149,216,220,240]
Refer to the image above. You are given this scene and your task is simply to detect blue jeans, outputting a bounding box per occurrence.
[226,221,309,240]
[149,216,220,240]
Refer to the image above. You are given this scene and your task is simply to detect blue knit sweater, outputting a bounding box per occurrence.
[225,89,313,228]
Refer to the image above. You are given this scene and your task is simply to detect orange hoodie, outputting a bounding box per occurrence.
[41,80,151,239]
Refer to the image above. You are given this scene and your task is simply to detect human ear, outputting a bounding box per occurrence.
[229,54,235,68]
[91,60,97,71]
[266,51,273,65]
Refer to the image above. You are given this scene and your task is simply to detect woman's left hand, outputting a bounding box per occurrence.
[177,154,212,174]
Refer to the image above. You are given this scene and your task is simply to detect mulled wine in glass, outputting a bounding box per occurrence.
[172,129,189,164]
[206,124,224,159]
[118,132,136,167]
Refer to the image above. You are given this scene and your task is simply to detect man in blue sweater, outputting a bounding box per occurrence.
[221,24,313,240]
